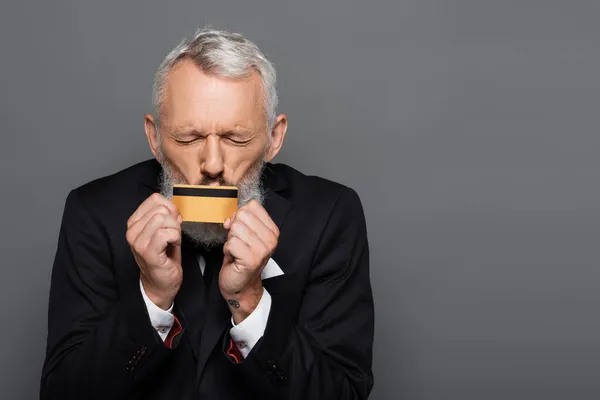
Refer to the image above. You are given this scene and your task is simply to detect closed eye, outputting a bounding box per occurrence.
[174,138,198,144]
[226,137,252,145]
[173,136,204,145]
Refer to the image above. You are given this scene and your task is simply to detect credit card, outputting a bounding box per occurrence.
[171,184,238,223]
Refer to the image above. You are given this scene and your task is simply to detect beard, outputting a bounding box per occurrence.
[157,157,266,248]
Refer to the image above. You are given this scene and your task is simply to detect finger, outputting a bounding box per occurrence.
[243,200,279,237]
[128,193,179,227]
[134,213,180,251]
[223,210,236,229]
[146,227,181,266]
[228,218,268,252]
[127,204,176,245]
[234,209,278,249]
[223,236,253,266]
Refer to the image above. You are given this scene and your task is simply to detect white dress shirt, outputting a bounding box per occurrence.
[140,254,272,359]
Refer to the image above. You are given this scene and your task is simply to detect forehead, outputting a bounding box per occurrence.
[161,58,266,131]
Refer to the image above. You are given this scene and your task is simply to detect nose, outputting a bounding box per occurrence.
[200,135,224,184]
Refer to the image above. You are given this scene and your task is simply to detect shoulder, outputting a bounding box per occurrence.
[64,159,159,221]
[74,159,158,200]
[270,164,368,268]
[269,162,364,216]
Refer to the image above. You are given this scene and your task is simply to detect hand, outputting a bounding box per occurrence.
[220,200,279,323]
[126,193,183,310]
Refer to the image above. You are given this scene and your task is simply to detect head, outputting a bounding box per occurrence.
[145,28,288,246]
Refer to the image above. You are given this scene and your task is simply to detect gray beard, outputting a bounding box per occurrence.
[158,160,266,248]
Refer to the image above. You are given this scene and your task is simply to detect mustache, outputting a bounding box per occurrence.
[198,176,231,186]
[162,169,246,188]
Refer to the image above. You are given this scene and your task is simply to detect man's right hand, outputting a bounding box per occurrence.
[126,193,183,310]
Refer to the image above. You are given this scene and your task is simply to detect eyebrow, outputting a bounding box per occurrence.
[169,127,258,138]
[221,129,258,137]
[170,129,204,138]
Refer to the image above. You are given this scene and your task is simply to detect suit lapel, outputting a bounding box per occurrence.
[264,188,290,233]
[261,163,291,236]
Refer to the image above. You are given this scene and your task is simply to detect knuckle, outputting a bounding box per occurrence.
[163,199,176,212]
[236,210,252,222]
[259,246,269,260]
[128,210,141,226]
[236,209,247,220]
[231,220,243,231]
[264,240,274,254]
[267,237,277,251]
[151,212,166,224]
[134,242,146,257]
[158,205,170,216]
[126,230,134,245]
[151,192,163,202]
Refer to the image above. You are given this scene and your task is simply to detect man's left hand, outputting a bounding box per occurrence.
[220,200,279,324]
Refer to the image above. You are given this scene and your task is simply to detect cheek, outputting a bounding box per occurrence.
[223,144,265,182]
[161,142,201,176]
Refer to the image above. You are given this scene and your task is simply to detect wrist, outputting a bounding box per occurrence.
[223,283,263,324]
[141,278,175,311]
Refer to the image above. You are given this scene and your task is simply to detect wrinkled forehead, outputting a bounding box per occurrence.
[160,59,266,132]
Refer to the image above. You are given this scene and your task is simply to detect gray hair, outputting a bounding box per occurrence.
[152,27,278,130]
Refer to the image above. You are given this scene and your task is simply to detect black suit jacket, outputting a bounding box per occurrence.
[41,159,374,399]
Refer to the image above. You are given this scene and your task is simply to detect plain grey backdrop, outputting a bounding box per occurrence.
[2,0,599,399]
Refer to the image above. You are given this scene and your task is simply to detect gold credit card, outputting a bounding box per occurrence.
[171,184,238,223]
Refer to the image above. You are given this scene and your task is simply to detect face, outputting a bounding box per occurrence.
[144,59,287,246]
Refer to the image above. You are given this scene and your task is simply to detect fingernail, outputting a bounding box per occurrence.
[224,218,230,227]
[177,215,183,224]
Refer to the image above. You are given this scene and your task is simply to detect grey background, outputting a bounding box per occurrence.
[2,0,599,399]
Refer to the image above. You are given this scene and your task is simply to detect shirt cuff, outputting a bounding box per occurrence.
[229,288,272,358]
[139,279,174,341]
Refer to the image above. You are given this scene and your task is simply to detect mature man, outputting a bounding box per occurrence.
[41,28,374,399]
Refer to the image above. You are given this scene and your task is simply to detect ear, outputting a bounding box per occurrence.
[264,114,288,162]
[144,114,161,160]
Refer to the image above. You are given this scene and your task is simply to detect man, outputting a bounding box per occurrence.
[41,27,374,400]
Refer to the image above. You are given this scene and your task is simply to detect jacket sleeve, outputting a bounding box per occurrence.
[227,187,375,399]
[40,189,177,399]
